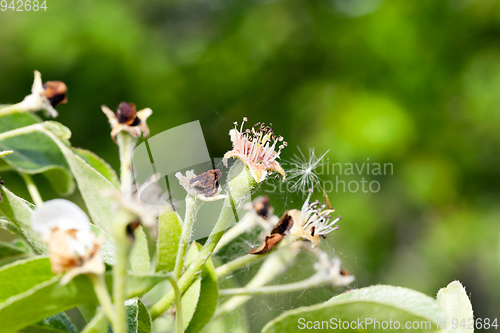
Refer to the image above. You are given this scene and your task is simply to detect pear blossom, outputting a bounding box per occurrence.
[175,169,225,202]
[313,252,355,287]
[8,70,67,118]
[101,102,152,142]
[223,118,286,183]
[288,190,341,247]
[31,199,104,285]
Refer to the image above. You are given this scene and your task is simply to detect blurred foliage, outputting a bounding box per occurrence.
[1,0,500,332]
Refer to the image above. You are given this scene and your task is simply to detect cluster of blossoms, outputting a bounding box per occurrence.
[1,70,355,333]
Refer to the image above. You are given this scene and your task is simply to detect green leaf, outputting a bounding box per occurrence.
[1,121,119,235]
[28,312,78,333]
[126,298,152,333]
[72,148,119,189]
[0,241,29,259]
[19,326,75,333]
[0,257,54,303]
[0,116,75,195]
[81,311,109,333]
[0,257,169,333]
[56,142,119,236]
[156,207,182,272]
[181,278,202,332]
[90,225,115,266]
[185,245,219,333]
[0,240,31,266]
[0,216,23,236]
[130,226,151,274]
[0,187,46,254]
[0,112,42,132]
[261,285,448,333]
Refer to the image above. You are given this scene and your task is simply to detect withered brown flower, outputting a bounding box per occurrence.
[101,102,152,142]
[8,71,67,117]
[176,169,225,201]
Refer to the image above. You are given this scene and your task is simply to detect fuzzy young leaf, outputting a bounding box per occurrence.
[0,115,75,195]
[261,285,448,333]
[81,311,108,333]
[0,257,169,333]
[156,207,182,272]
[72,148,119,189]
[126,298,152,333]
[0,240,31,266]
[185,244,219,333]
[130,226,151,274]
[0,186,46,254]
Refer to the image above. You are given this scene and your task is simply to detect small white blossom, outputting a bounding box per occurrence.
[289,190,340,247]
[31,199,104,285]
[313,252,354,287]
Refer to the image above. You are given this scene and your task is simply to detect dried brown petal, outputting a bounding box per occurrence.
[116,102,139,125]
[43,81,68,107]
[189,169,222,197]
[249,233,283,255]
[249,211,293,255]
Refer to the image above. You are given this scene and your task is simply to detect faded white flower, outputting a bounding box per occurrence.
[101,102,152,142]
[105,175,168,237]
[223,118,286,183]
[175,169,225,202]
[31,199,104,285]
[11,70,67,118]
[289,190,340,247]
[313,252,354,287]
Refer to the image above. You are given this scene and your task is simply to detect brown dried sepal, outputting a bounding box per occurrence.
[253,196,270,218]
[116,102,140,126]
[126,220,142,240]
[189,169,222,197]
[249,211,293,255]
[43,81,68,107]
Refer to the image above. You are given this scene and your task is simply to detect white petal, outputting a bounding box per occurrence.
[437,281,474,333]
[31,199,91,236]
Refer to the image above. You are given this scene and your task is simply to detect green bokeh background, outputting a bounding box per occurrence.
[1,0,499,332]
